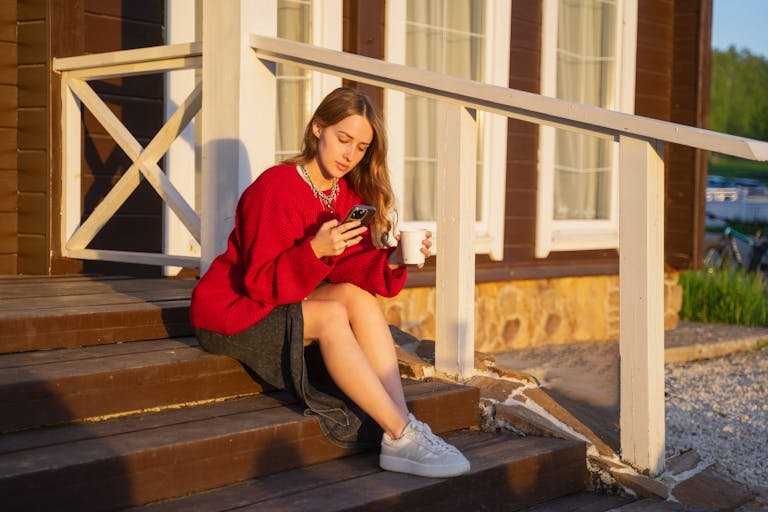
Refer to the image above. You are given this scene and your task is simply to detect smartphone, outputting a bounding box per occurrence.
[342,205,376,226]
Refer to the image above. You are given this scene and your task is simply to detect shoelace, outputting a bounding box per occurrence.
[408,419,459,453]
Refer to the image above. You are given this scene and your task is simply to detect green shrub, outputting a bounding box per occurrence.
[679,269,768,326]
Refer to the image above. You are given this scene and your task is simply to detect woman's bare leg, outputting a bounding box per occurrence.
[302,297,408,438]
[308,283,409,417]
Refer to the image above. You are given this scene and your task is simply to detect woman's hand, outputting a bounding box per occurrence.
[388,231,433,269]
[310,219,367,258]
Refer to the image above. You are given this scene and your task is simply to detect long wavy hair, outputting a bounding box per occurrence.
[285,87,395,248]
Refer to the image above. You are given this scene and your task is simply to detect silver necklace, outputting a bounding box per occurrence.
[299,165,339,211]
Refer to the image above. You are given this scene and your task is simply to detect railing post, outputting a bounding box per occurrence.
[435,103,477,379]
[164,0,199,275]
[60,77,82,257]
[618,134,665,475]
[201,0,276,271]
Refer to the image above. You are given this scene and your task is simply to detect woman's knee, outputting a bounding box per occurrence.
[303,299,350,339]
[333,282,380,311]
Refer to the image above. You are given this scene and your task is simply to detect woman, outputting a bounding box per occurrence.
[191,87,470,478]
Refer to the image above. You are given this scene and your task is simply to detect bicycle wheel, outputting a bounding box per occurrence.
[703,242,735,270]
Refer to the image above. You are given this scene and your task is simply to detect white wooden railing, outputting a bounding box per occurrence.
[53,19,768,476]
[54,43,203,268]
[246,36,766,476]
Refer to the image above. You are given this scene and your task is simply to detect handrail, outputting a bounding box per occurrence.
[53,42,202,72]
[53,42,202,81]
[250,35,768,162]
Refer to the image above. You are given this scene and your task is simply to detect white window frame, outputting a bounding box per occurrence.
[275,0,343,162]
[535,0,637,258]
[385,0,511,260]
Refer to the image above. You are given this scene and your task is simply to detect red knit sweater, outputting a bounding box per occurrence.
[190,164,407,335]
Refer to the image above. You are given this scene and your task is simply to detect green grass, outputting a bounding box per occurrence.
[679,268,768,326]
[709,153,768,184]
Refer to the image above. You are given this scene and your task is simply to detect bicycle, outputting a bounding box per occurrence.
[703,212,768,275]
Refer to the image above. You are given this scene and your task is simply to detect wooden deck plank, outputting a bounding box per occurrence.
[0,337,199,369]
[0,394,292,454]
[0,351,261,432]
[1,383,480,511]
[0,276,195,352]
[0,287,193,312]
[0,332,466,432]
[132,452,383,512]
[0,276,192,295]
[519,491,633,511]
[132,433,586,512]
[0,299,192,353]
[0,382,473,455]
[0,275,132,284]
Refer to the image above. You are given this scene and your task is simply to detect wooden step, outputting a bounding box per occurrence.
[1,380,479,511]
[0,337,262,432]
[0,276,195,353]
[130,432,587,512]
[521,494,698,511]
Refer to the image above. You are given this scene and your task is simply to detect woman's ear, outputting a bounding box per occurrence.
[311,120,321,138]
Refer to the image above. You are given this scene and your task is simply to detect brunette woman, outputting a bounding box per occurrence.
[191,87,469,478]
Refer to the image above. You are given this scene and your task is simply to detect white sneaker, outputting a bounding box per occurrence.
[379,414,470,478]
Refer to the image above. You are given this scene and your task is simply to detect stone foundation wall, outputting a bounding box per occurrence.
[379,272,682,353]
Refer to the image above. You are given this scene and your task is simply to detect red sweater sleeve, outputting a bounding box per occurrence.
[235,179,334,305]
[326,232,407,297]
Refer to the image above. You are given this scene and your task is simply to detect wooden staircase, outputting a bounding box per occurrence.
[0,276,589,511]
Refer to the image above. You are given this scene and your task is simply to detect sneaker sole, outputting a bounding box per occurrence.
[379,454,471,478]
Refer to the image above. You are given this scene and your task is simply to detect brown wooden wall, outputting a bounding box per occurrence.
[17,0,48,274]
[668,0,710,269]
[8,0,708,278]
[44,0,165,276]
[342,0,385,112]
[635,0,711,270]
[0,1,18,274]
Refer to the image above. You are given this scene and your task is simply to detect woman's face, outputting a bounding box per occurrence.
[312,114,373,182]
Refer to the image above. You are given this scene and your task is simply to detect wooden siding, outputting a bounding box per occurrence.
[14,0,707,278]
[667,0,710,269]
[0,1,18,274]
[342,0,385,113]
[47,0,166,276]
[16,0,47,275]
[635,0,710,270]
[498,0,543,271]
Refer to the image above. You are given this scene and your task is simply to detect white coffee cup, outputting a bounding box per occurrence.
[399,229,426,265]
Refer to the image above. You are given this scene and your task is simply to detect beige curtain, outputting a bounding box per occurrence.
[275,0,313,163]
[553,0,616,220]
[404,0,484,220]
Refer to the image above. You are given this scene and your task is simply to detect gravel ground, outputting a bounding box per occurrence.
[665,346,768,489]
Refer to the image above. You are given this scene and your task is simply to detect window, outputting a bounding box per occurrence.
[536,0,637,257]
[275,0,342,163]
[386,0,511,259]
[275,0,314,162]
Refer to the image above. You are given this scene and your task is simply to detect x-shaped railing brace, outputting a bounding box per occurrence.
[63,77,202,251]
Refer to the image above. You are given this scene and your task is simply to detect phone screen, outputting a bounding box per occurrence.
[343,205,376,226]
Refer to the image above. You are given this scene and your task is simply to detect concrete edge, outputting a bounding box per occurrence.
[664,336,768,365]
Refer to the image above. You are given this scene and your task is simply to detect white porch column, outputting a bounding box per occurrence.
[618,134,665,475]
[164,0,198,275]
[201,0,276,271]
[435,103,477,379]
